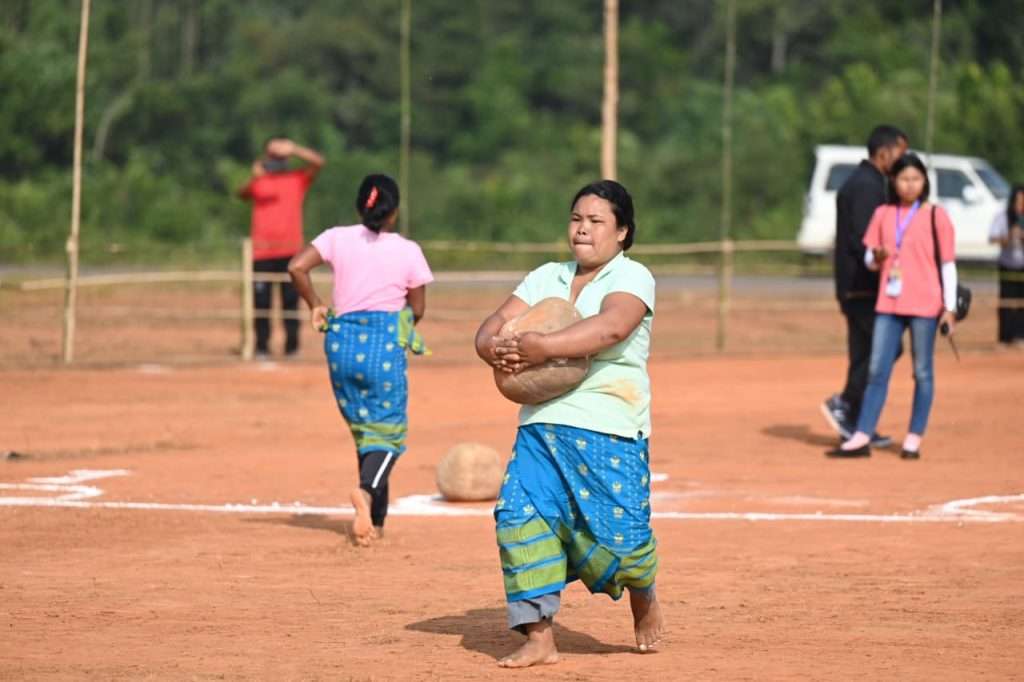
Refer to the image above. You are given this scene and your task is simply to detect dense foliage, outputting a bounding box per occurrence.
[2,0,1022,263]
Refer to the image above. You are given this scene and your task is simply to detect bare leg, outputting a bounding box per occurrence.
[497,619,559,668]
[630,588,664,652]
[350,488,374,546]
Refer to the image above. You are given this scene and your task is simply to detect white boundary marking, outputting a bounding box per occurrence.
[1,469,1022,524]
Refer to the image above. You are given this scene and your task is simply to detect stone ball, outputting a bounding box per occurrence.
[494,297,591,405]
[436,443,505,502]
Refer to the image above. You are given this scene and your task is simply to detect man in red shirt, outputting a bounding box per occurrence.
[239,137,325,357]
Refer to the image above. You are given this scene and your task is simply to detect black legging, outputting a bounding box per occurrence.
[359,451,398,528]
[253,257,300,354]
[998,266,1024,343]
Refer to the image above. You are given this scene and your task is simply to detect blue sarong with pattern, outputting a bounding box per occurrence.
[324,308,427,457]
[495,423,658,603]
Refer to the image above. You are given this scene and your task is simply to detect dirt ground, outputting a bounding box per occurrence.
[1,280,1023,680]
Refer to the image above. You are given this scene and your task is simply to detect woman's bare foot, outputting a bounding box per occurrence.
[630,588,663,652]
[350,488,374,545]
[497,620,559,668]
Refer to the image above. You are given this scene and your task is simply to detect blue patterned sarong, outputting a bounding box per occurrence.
[324,308,427,456]
[495,423,658,603]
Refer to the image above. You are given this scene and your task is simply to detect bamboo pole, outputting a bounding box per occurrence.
[924,0,943,155]
[399,0,412,235]
[601,0,619,180]
[62,0,92,365]
[717,0,737,352]
[241,238,254,361]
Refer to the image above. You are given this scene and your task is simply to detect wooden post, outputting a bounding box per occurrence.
[241,238,254,361]
[61,0,91,365]
[924,0,943,155]
[717,0,736,352]
[399,0,412,235]
[601,0,619,180]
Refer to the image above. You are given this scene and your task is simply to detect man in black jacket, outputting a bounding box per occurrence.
[822,125,908,448]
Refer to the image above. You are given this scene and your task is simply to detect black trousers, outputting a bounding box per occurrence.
[253,257,300,354]
[359,451,398,528]
[998,266,1024,343]
[839,298,877,423]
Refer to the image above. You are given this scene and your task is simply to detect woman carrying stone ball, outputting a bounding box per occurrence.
[289,174,433,546]
[474,180,662,668]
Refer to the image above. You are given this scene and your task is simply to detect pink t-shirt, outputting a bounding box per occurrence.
[311,225,434,315]
[863,203,955,317]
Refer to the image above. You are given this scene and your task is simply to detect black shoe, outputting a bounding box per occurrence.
[900,449,920,460]
[870,433,893,448]
[826,444,871,458]
[820,395,853,439]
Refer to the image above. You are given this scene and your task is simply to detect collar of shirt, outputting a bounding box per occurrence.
[556,249,627,284]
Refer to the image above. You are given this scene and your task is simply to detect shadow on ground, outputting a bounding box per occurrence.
[406,607,636,661]
[762,423,839,448]
[246,513,356,542]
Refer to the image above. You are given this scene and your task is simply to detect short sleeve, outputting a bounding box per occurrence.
[934,206,956,263]
[311,228,335,266]
[405,242,434,289]
[608,260,656,312]
[989,212,1008,241]
[512,262,559,306]
[862,205,886,250]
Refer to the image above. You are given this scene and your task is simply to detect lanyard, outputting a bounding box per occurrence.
[894,201,920,252]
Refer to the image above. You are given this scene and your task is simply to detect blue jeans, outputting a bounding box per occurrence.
[856,314,939,437]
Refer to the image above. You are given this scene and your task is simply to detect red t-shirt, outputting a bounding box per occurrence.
[240,170,314,260]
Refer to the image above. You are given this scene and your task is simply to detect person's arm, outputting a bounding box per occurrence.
[237,161,265,198]
[862,206,887,271]
[847,179,881,258]
[406,286,426,323]
[475,295,530,371]
[935,206,958,333]
[989,214,1011,246]
[267,138,325,178]
[287,245,328,331]
[494,293,647,372]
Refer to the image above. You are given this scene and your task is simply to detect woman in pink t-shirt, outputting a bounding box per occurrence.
[288,174,434,545]
[830,154,958,460]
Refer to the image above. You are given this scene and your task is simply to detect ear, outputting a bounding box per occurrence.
[616,224,628,244]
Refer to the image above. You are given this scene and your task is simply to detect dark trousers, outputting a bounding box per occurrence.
[998,266,1024,343]
[253,257,300,354]
[839,298,877,423]
[359,451,398,528]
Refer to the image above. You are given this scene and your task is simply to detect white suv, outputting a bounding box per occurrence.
[797,144,1011,260]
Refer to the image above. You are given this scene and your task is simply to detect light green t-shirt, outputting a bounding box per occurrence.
[512,250,656,439]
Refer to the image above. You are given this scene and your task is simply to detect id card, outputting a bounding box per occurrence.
[885,264,902,298]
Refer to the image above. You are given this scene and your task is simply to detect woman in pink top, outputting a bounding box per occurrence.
[288,174,434,545]
[829,154,958,460]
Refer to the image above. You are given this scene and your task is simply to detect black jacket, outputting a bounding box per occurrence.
[834,160,888,301]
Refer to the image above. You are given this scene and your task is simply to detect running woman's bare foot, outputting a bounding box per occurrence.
[350,488,374,546]
[630,588,664,652]
[497,620,559,668]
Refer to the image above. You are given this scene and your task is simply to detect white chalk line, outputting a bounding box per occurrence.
[1,469,1022,524]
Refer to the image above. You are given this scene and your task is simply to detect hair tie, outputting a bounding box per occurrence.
[365,186,379,209]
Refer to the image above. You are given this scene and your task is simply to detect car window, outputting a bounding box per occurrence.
[824,163,856,191]
[972,161,1010,200]
[936,168,975,200]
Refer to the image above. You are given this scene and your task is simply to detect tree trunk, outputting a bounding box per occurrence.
[770,3,788,75]
[399,0,412,236]
[717,0,737,352]
[180,0,199,78]
[925,0,943,155]
[601,0,619,180]
[63,0,92,365]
